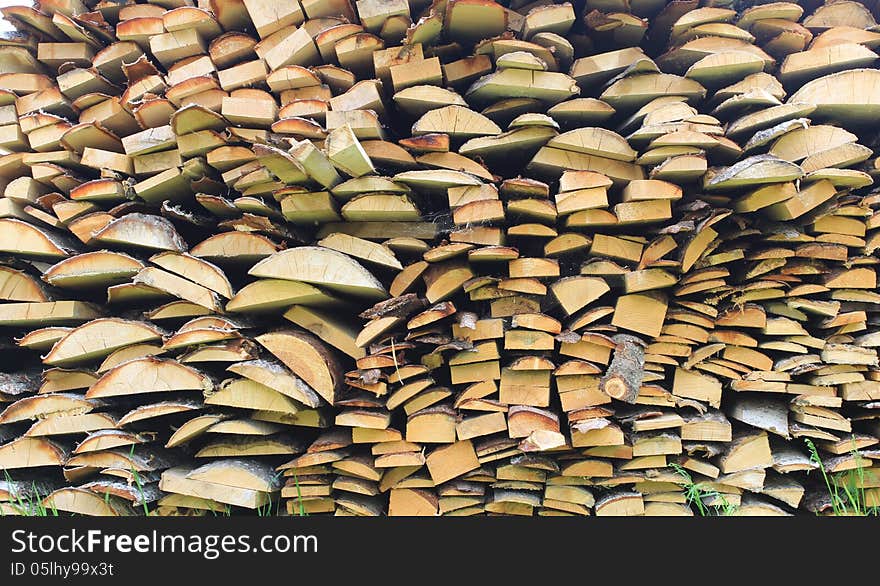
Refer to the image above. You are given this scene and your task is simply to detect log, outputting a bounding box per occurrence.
[599,334,647,404]
[0,0,878,519]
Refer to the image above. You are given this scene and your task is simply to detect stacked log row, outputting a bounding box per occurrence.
[1,0,880,516]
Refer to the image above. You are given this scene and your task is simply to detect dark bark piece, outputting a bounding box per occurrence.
[358,292,426,320]
[599,334,647,404]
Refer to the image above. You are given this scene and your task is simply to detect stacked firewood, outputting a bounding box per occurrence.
[1,0,880,516]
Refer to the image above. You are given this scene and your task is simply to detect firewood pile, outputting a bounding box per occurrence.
[2,0,880,516]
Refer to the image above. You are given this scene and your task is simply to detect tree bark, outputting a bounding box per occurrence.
[599,334,646,403]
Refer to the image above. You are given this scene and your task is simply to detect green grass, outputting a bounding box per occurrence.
[129,445,151,516]
[2,470,58,517]
[804,438,879,516]
[256,499,275,516]
[254,471,307,517]
[670,463,738,516]
[209,504,233,516]
[291,473,307,516]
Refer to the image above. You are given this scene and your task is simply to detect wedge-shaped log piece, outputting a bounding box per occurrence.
[190,232,279,265]
[393,85,468,116]
[684,51,766,87]
[0,392,96,424]
[704,154,803,191]
[69,178,125,203]
[264,26,319,71]
[326,123,375,178]
[673,367,721,408]
[281,191,340,224]
[162,326,241,350]
[787,69,880,125]
[0,437,66,469]
[43,318,165,366]
[466,69,579,105]
[550,276,610,316]
[206,419,282,437]
[249,246,388,300]
[780,43,878,86]
[341,194,422,222]
[195,434,303,458]
[332,176,411,199]
[601,73,706,112]
[764,179,837,221]
[170,103,227,135]
[43,487,135,516]
[72,429,149,454]
[149,252,234,299]
[0,218,78,259]
[810,25,880,50]
[802,0,875,30]
[166,414,229,448]
[289,138,342,189]
[569,47,647,87]
[821,343,878,366]
[658,35,774,73]
[83,477,164,506]
[459,127,557,161]
[255,329,342,405]
[39,368,98,394]
[61,122,124,154]
[205,377,301,413]
[121,125,176,156]
[253,144,308,184]
[735,1,802,29]
[43,251,144,289]
[187,459,281,492]
[437,0,500,40]
[0,301,102,327]
[728,397,790,439]
[317,233,401,270]
[726,104,815,140]
[612,291,668,338]
[25,412,117,437]
[716,431,773,474]
[595,492,644,516]
[800,142,872,173]
[546,98,615,127]
[0,266,49,302]
[114,400,200,428]
[426,439,480,484]
[412,105,501,141]
[160,466,271,509]
[145,300,213,322]
[547,127,637,161]
[393,169,483,193]
[133,267,223,312]
[90,333,172,368]
[243,0,303,38]
[17,328,72,351]
[105,282,173,305]
[284,305,365,359]
[6,176,51,205]
[178,339,256,362]
[227,359,321,408]
[92,213,187,252]
[87,357,211,399]
[226,279,342,313]
[769,124,857,162]
[528,143,645,186]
